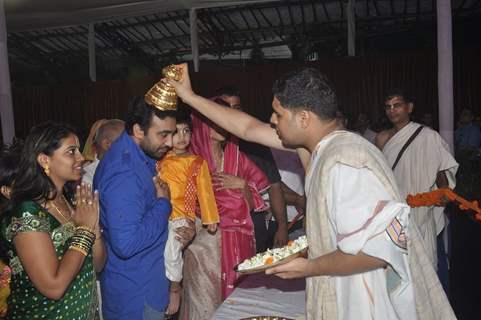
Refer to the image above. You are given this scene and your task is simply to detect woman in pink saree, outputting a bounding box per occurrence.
[180,102,269,320]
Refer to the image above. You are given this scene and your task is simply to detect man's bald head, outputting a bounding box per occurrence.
[95,119,125,158]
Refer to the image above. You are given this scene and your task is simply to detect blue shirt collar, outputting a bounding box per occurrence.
[121,132,157,171]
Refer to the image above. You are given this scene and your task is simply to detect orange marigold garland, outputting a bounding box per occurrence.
[407,188,481,221]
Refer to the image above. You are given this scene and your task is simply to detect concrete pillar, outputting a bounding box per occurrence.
[88,23,96,81]
[189,8,199,72]
[437,0,454,150]
[0,0,15,143]
[347,0,356,56]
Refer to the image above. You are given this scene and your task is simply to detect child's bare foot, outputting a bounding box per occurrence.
[165,289,181,315]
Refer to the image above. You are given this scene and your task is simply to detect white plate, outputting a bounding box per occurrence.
[234,249,307,274]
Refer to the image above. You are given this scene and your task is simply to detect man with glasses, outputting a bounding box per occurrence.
[375,89,458,287]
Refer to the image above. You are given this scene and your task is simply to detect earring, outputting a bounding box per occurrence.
[44,165,50,176]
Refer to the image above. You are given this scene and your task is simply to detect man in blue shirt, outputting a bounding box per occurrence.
[455,108,481,151]
[94,97,193,319]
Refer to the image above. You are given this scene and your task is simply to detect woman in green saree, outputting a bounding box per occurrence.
[1,122,106,319]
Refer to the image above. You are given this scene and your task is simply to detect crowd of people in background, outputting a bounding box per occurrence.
[338,106,481,153]
[0,63,478,320]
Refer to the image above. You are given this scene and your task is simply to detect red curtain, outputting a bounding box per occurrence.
[10,48,481,141]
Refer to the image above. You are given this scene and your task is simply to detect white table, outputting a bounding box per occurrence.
[212,274,306,320]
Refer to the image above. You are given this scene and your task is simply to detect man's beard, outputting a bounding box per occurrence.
[140,140,169,160]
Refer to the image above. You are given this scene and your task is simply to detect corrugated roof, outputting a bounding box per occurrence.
[5,0,481,84]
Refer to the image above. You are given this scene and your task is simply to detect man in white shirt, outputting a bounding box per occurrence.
[81,118,124,320]
[82,119,124,185]
[167,64,455,319]
[270,149,306,239]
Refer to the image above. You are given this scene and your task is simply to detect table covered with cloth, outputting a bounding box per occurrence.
[211,273,306,320]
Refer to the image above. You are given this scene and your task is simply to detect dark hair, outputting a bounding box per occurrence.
[213,98,231,108]
[0,139,23,210]
[272,68,338,120]
[175,110,192,130]
[216,85,240,98]
[10,122,77,208]
[384,88,412,103]
[125,96,177,135]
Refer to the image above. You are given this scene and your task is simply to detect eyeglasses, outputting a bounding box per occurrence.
[384,102,406,111]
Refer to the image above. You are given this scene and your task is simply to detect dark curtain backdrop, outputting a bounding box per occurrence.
[11,48,481,141]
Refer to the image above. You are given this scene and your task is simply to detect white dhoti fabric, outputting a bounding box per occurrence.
[304,130,456,320]
[327,164,416,320]
[164,218,190,282]
[382,122,458,267]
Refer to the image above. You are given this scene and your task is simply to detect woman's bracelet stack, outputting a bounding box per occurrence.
[69,226,96,256]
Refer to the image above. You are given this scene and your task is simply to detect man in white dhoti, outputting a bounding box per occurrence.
[167,64,456,320]
[375,89,458,269]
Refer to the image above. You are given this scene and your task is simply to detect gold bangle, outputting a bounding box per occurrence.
[72,235,94,246]
[75,228,95,239]
[72,235,94,247]
[70,241,89,252]
[69,245,88,257]
[72,240,92,249]
[76,225,96,234]
[69,227,96,256]
[70,241,90,251]
[75,232,95,242]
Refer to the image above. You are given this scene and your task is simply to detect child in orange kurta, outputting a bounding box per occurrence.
[156,112,219,316]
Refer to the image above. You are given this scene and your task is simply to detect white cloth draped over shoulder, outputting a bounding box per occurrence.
[304,130,456,320]
[382,122,458,267]
[328,163,416,320]
[306,133,416,320]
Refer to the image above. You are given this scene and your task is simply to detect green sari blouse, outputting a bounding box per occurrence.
[1,201,98,320]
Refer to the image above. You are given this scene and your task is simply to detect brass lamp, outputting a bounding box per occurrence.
[145,65,182,111]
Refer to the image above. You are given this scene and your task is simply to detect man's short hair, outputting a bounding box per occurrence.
[272,68,338,120]
[384,88,412,103]
[94,119,125,146]
[216,85,240,98]
[125,97,177,135]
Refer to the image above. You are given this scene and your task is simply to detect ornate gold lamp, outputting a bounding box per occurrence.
[145,65,182,111]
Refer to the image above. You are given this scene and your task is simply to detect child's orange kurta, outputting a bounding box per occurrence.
[157,152,219,224]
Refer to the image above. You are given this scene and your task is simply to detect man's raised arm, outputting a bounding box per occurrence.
[167,63,285,150]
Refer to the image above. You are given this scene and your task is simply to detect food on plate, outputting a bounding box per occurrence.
[237,235,308,271]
